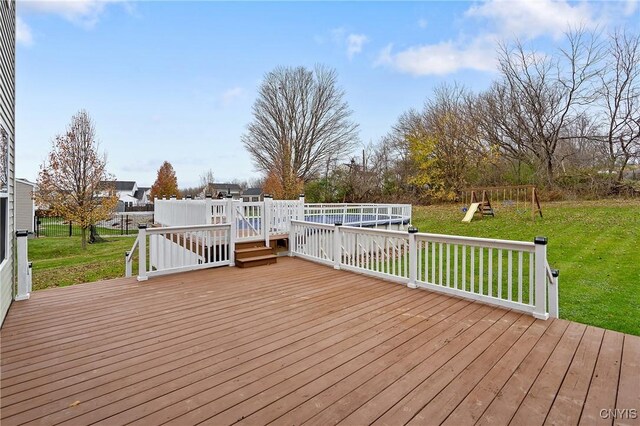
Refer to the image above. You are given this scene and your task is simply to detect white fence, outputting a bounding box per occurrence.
[125,223,234,280]
[154,197,412,244]
[289,220,559,320]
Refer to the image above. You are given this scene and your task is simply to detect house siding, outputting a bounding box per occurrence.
[15,180,34,233]
[0,0,15,326]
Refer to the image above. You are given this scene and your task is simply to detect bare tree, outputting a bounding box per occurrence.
[596,28,640,187]
[491,29,603,185]
[199,168,215,189]
[243,65,359,199]
[36,110,118,249]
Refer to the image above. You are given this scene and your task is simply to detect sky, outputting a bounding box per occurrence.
[15,0,640,188]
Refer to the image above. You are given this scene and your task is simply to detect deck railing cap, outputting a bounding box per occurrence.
[534,236,548,245]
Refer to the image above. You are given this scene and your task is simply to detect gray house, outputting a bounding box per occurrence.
[1,0,16,325]
[15,178,35,234]
[242,188,264,202]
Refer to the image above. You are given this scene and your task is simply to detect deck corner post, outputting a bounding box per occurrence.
[407,226,418,289]
[125,251,132,277]
[137,225,148,281]
[226,195,236,266]
[297,194,305,221]
[264,195,273,247]
[288,221,295,257]
[333,222,342,269]
[549,269,560,318]
[15,230,31,300]
[533,236,548,320]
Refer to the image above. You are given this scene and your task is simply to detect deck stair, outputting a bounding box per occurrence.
[234,241,278,268]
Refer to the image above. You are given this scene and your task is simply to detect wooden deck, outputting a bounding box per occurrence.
[1,257,638,425]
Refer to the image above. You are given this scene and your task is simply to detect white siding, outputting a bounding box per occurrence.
[0,0,15,326]
[15,180,34,233]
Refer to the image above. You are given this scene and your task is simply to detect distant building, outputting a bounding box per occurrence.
[98,181,152,210]
[204,183,243,200]
[242,188,264,202]
[15,179,36,235]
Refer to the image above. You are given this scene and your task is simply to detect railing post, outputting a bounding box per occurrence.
[333,222,342,270]
[288,221,295,257]
[549,269,560,318]
[226,195,236,266]
[264,195,273,246]
[298,194,305,221]
[137,224,148,281]
[533,236,549,320]
[15,230,31,300]
[125,251,132,277]
[407,226,418,289]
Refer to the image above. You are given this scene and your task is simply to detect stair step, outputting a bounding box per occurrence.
[236,254,278,268]
[235,246,273,259]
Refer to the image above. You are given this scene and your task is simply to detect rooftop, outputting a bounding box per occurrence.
[1,258,637,425]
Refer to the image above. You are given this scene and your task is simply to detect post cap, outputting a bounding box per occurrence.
[551,269,559,277]
[205,194,212,198]
[299,193,305,198]
[125,251,130,257]
[408,226,419,234]
[226,194,233,198]
[170,195,176,198]
[334,221,342,226]
[264,194,272,198]
[534,236,548,245]
[138,224,147,229]
[16,230,28,237]
[28,262,33,268]
[186,195,192,199]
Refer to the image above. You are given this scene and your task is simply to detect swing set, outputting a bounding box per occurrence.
[460,185,543,222]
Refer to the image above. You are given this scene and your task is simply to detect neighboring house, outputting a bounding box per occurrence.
[204,183,243,199]
[98,180,151,210]
[134,186,151,205]
[242,188,264,202]
[15,178,35,234]
[1,0,16,326]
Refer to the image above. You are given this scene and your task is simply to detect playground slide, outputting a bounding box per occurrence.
[462,203,481,223]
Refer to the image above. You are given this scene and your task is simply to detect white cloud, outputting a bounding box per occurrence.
[376,38,497,76]
[624,0,639,16]
[221,87,244,106]
[19,0,128,29]
[346,33,368,59]
[16,16,33,46]
[466,0,598,40]
[329,27,369,58]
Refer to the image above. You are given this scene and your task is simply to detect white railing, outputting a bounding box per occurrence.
[303,203,411,227]
[289,220,558,320]
[126,223,234,280]
[154,199,209,226]
[154,197,411,241]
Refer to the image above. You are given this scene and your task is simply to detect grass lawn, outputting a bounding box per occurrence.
[412,199,640,336]
[29,236,138,291]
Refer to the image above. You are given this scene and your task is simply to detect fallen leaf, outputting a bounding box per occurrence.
[69,400,81,407]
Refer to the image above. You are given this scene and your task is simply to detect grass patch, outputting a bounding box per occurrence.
[29,236,138,290]
[412,200,640,335]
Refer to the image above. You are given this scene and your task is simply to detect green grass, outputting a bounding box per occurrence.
[28,236,139,291]
[412,200,640,335]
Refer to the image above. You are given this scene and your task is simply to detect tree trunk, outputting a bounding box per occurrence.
[81,227,87,250]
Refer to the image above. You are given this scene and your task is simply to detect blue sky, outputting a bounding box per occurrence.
[16,1,639,187]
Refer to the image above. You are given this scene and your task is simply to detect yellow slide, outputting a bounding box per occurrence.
[462,202,481,223]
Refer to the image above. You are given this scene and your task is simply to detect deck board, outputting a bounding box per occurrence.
[1,257,636,426]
